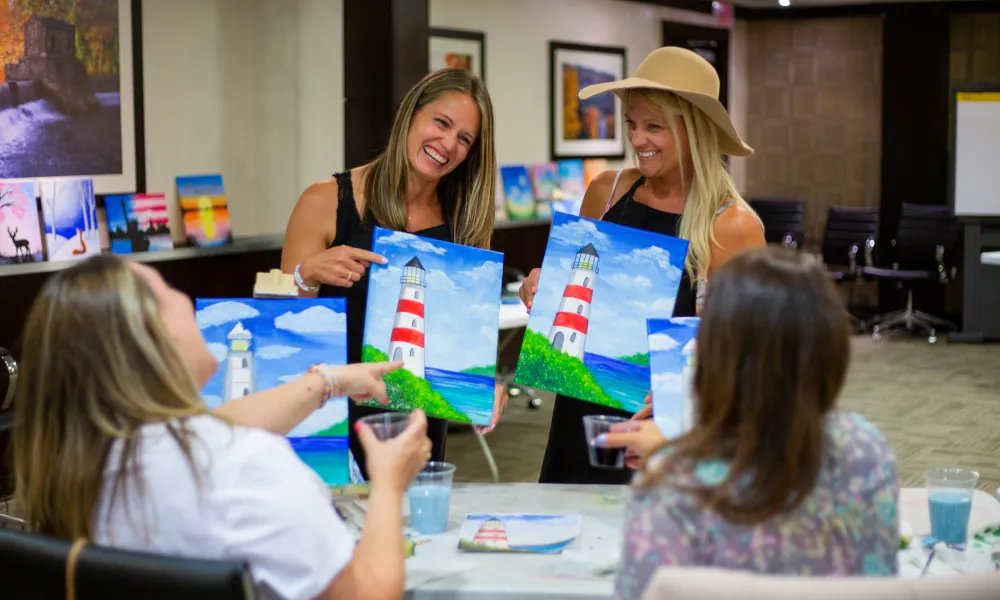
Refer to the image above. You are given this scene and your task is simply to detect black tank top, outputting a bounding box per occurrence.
[318,171,454,363]
[602,176,697,318]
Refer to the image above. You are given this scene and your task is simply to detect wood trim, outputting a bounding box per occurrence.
[736,0,999,20]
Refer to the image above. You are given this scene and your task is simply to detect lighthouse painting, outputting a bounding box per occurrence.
[194,298,350,485]
[458,513,582,554]
[647,317,700,439]
[514,212,689,413]
[362,227,503,426]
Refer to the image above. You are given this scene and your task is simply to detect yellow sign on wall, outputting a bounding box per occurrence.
[957,92,1000,102]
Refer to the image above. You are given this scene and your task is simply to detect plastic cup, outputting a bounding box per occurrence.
[408,461,456,535]
[925,467,979,545]
[583,415,629,469]
[358,411,410,440]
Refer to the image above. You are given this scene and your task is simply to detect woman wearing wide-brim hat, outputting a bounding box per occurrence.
[519,46,767,485]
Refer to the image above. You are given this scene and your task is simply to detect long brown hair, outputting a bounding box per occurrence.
[639,246,851,525]
[13,255,209,539]
[363,67,497,249]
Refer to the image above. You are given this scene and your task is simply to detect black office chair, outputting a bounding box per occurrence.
[0,527,278,600]
[861,203,958,343]
[748,198,805,249]
[819,207,879,331]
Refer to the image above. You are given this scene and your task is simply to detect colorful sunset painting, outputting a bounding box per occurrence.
[176,174,232,248]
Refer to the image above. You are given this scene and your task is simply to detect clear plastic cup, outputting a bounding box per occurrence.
[358,411,410,440]
[925,467,979,545]
[408,461,456,535]
[583,415,629,469]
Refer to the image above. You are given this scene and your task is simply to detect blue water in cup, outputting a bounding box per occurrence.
[408,485,451,534]
[929,490,973,545]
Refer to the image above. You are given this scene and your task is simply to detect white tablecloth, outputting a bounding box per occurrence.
[337,483,1000,599]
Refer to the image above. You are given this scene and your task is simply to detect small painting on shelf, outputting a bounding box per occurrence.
[39,178,100,262]
[195,298,350,485]
[105,193,173,254]
[362,227,502,426]
[513,212,689,413]
[0,180,43,265]
[177,174,233,248]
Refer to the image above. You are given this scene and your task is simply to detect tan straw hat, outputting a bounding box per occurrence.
[579,46,753,157]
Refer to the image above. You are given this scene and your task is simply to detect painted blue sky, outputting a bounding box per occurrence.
[104,194,131,231]
[365,227,502,372]
[526,212,690,359]
[195,298,348,438]
[177,174,224,197]
[647,317,700,438]
[38,179,95,239]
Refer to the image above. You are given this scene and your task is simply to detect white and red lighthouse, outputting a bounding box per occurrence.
[388,256,427,378]
[548,242,599,360]
[471,518,511,550]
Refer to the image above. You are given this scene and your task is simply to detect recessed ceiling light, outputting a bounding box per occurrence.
[778,0,791,6]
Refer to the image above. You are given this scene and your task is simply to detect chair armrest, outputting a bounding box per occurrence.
[847,243,859,272]
[935,244,950,283]
[0,347,17,411]
[781,232,799,250]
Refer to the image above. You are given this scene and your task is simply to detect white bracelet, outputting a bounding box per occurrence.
[294,264,320,292]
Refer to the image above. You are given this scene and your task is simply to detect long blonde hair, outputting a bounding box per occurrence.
[13,255,209,539]
[363,67,497,249]
[625,89,760,281]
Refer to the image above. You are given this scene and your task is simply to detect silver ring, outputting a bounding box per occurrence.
[347,270,354,281]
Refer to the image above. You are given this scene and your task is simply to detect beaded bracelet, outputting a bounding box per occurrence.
[294,264,320,293]
[307,364,338,407]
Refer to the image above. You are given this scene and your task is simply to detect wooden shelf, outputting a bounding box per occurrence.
[494,217,552,230]
[0,235,284,279]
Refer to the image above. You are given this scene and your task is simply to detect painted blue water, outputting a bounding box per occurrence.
[425,367,494,425]
[583,353,649,414]
[289,436,349,486]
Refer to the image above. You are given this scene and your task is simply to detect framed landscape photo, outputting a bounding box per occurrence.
[550,41,626,161]
[0,0,140,195]
[429,28,485,82]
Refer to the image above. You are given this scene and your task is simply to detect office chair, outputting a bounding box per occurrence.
[819,207,879,332]
[748,198,806,250]
[0,347,21,530]
[862,203,958,343]
[0,527,279,600]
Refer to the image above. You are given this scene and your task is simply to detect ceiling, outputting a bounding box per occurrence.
[730,0,974,7]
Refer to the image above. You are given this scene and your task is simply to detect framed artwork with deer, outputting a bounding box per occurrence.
[0,180,43,265]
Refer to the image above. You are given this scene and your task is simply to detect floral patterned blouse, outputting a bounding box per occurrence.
[615,411,899,600]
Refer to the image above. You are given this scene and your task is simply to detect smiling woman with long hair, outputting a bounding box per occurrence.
[608,247,900,599]
[282,68,506,477]
[13,255,432,600]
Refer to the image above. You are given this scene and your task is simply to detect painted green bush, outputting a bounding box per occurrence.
[361,345,471,423]
[513,329,622,410]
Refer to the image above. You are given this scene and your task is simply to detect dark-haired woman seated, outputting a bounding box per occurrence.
[13,255,429,600]
[603,247,899,599]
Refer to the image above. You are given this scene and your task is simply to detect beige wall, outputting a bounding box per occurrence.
[743,17,883,245]
[141,0,344,242]
[141,0,742,240]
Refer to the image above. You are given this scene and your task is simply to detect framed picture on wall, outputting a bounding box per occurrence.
[429,28,485,82]
[550,41,626,161]
[0,0,141,195]
[662,20,730,110]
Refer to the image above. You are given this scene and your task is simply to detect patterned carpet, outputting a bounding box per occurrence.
[447,335,1000,494]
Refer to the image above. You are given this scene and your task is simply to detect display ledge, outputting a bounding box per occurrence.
[0,235,285,279]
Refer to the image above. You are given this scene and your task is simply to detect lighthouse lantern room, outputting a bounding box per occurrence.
[548,243,599,360]
[388,256,428,378]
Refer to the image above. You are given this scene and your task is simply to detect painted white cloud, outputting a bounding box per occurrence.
[457,261,502,282]
[196,301,260,329]
[278,371,305,383]
[614,245,683,280]
[378,230,447,255]
[206,342,228,363]
[549,218,611,251]
[682,339,697,353]
[426,269,458,291]
[631,296,677,313]
[255,344,301,360]
[652,372,684,395]
[275,305,346,334]
[468,303,495,315]
[606,272,652,289]
[201,394,223,408]
[648,333,680,352]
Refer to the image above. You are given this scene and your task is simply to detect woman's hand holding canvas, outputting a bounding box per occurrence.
[512,212,689,414]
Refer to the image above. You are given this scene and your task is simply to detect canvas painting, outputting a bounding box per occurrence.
[176,174,232,248]
[500,165,536,220]
[0,0,138,194]
[458,514,581,554]
[550,42,626,160]
[0,179,43,264]
[362,227,502,426]
[195,298,350,485]
[39,178,100,261]
[429,28,484,82]
[647,317,700,439]
[105,193,172,254]
[514,212,689,413]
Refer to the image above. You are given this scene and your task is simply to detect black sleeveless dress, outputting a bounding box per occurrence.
[537,176,697,485]
[318,171,451,478]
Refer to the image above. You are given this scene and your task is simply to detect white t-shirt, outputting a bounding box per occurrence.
[92,415,353,600]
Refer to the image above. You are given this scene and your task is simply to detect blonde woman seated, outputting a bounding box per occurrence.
[13,255,429,600]
[600,248,900,600]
